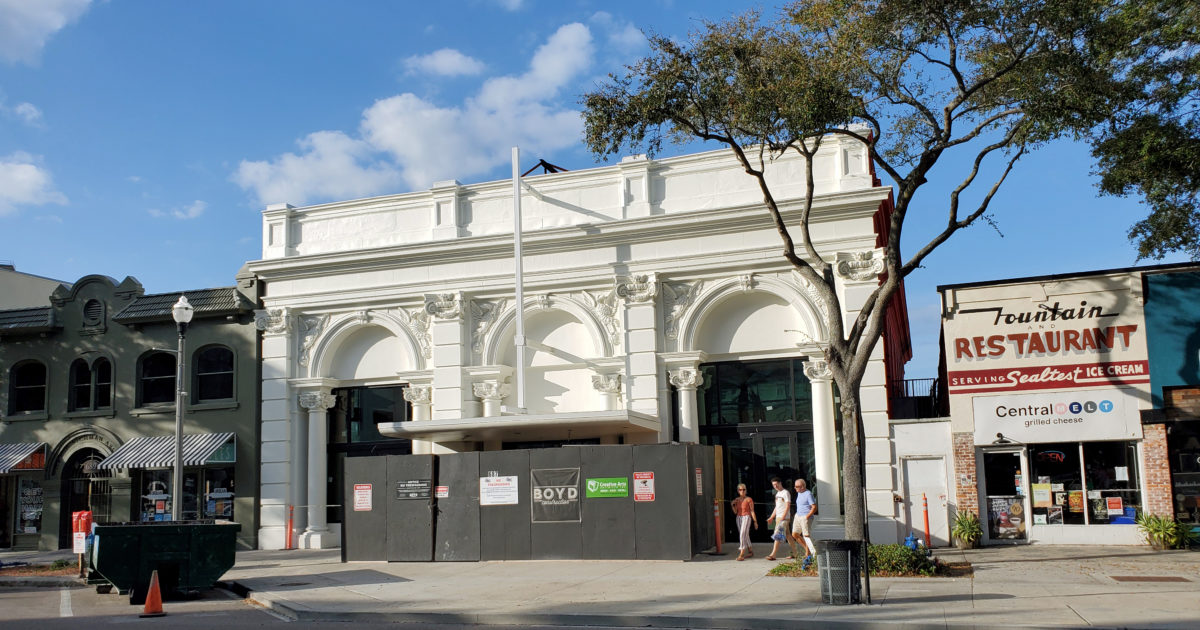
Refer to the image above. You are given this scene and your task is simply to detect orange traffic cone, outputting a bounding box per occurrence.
[139,569,166,618]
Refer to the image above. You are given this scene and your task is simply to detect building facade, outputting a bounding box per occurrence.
[0,272,261,550]
[248,142,912,550]
[938,265,1189,545]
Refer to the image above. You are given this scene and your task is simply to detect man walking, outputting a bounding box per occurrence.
[792,479,817,567]
[765,477,790,561]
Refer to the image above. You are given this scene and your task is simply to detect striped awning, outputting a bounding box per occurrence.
[0,443,46,473]
[96,433,236,470]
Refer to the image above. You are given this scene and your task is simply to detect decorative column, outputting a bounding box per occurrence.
[472,381,510,417]
[668,367,703,443]
[254,307,294,549]
[591,373,623,411]
[425,293,468,423]
[804,359,843,535]
[404,384,433,421]
[617,273,660,423]
[298,390,337,549]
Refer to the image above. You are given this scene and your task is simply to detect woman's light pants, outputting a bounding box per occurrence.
[736,515,752,551]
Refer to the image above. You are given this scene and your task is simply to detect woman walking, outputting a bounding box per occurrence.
[730,483,758,561]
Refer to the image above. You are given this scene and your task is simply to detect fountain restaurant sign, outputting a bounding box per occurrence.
[946,295,1148,395]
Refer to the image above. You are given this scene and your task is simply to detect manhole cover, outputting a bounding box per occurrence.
[277,582,311,587]
[1110,575,1190,583]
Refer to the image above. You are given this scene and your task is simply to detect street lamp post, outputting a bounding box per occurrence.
[171,296,194,521]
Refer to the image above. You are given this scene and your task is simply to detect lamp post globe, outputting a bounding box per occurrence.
[171,296,192,521]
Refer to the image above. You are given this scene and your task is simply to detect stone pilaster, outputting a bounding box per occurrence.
[668,367,703,443]
[254,307,294,549]
[425,293,468,422]
[297,389,337,549]
[804,359,843,537]
[617,274,659,422]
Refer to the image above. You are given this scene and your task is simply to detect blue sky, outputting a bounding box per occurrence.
[0,0,1187,378]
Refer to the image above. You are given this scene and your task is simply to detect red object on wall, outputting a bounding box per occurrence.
[72,510,93,534]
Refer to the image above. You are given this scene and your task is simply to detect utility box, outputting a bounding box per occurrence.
[816,539,863,605]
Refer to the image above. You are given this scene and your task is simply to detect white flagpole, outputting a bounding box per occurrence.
[512,147,526,412]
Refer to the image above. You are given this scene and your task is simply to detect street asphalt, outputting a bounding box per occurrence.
[3,543,1199,629]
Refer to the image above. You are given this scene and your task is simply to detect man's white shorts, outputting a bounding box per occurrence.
[792,514,811,537]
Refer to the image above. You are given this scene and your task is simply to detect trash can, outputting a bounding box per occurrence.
[89,520,240,605]
[816,539,862,605]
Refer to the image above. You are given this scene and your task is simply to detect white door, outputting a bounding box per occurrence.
[902,457,950,547]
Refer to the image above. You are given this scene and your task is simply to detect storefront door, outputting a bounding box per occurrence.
[982,449,1029,543]
[707,427,815,543]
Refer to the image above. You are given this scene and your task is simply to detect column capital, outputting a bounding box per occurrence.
[402,384,432,405]
[803,359,833,382]
[254,307,291,334]
[472,380,510,402]
[424,292,464,321]
[298,391,337,411]
[669,367,704,390]
[591,373,623,395]
[616,272,659,303]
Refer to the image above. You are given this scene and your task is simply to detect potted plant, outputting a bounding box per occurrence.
[952,510,983,549]
[1136,512,1198,550]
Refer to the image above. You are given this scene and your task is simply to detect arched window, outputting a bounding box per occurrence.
[139,352,176,406]
[9,361,47,414]
[194,346,235,402]
[69,359,91,411]
[70,357,114,411]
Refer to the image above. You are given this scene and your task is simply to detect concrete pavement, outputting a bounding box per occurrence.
[5,543,1199,628]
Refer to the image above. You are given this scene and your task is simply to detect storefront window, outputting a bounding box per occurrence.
[1027,441,1139,526]
[1168,420,1200,524]
[329,386,410,444]
[1029,443,1085,525]
[139,468,234,521]
[1083,442,1140,524]
[18,478,43,534]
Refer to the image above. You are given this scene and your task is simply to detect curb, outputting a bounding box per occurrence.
[0,576,86,588]
[232,581,1052,630]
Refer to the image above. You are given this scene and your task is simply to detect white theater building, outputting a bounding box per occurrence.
[246,139,912,550]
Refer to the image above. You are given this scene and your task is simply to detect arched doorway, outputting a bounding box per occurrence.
[58,448,112,548]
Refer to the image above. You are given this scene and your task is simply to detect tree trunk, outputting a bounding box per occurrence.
[838,388,865,541]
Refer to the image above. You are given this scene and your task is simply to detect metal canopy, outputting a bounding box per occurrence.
[0,442,47,473]
[377,410,660,443]
[96,432,236,469]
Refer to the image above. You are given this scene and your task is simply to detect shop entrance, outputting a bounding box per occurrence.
[58,448,111,549]
[705,426,814,543]
[981,449,1028,543]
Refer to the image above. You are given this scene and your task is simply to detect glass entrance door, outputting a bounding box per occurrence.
[710,428,815,543]
[982,450,1028,542]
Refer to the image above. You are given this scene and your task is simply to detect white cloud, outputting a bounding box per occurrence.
[235,23,594,204]
[149,200,205,219]
[0,152,67,216]
[404,48,485,77]
[233,130,402,206]
[13,102,42,125]
[0,0,92,65]
[589,12,645,55]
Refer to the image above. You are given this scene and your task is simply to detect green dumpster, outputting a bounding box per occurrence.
[88,520,240,605]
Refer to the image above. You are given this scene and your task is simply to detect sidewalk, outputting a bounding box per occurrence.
[220,544,1200,629]
[5,543,1198,628]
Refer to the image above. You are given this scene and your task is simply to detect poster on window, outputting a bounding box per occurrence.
[988,497,1025,539]
[530,468,580,522]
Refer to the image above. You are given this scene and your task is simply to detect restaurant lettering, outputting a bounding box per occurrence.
[953,325,1137,359]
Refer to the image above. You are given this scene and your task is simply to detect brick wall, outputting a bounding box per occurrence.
[1166,386,1200,418]
[952,432,979,515]
[1142,422,1174,517]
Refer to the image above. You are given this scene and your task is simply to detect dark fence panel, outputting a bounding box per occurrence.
[434,452,481,561]
[632,443,690,560]
[478,449,531,560]
[386,454,434,561]
[342,456,387,562]
[580,445,636,559]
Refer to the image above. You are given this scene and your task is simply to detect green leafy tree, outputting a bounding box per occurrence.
[582,0,1113,540]
[1087,1,1200,260]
